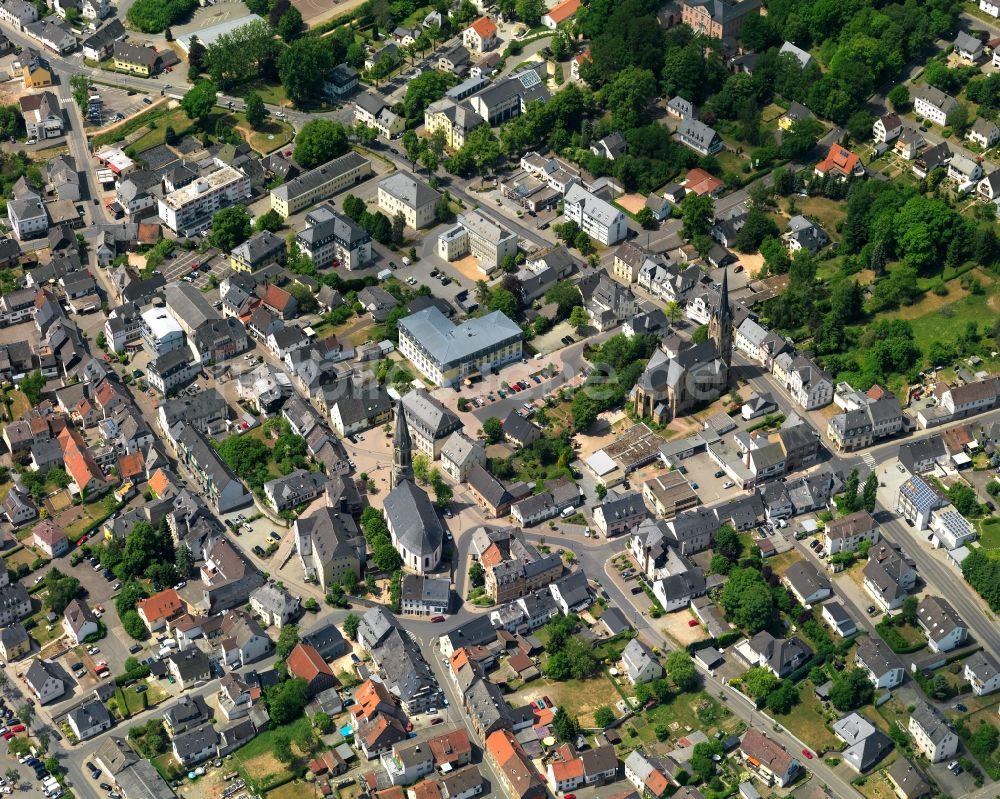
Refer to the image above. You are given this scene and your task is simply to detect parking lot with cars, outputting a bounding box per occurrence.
[85,85,150,128]
[157,247,225,291]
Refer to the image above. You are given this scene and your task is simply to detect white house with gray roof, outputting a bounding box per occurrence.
[354,91,404,139]
[964,650,1000,695]
[440,431,486,482]
[854,633,904,688]
[377,172,441,229]
[401,388,462,459]
[563,183,627,245]
[909,702,958,762]
[821,601,857,637]
[916,595,967,653]
[677,118,723,156]
[621,638,662,684]
[263,469,328,512]
[782,560,831,605]
[249,582,300,628]
[832,713,892,773]
[67,700,113,741]
[968,116,1000,148]
[913,85,958,126]
[25,659,64,704]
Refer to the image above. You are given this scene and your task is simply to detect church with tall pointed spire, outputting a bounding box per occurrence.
[383,400,445,575]
[709,267,733,371]
[630,268,733,424]
[391,401,413,489]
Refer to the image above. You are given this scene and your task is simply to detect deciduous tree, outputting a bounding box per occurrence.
[294,120,349,169]
[181,80,217,123]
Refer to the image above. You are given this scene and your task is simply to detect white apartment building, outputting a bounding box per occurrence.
[436,210,517,275]
[7,192,47,240]
[913,86,957,127]
[295,203,372,270]
[908,703,958,763]
[140,308,185,357]
[563,183,627,245]
[157,166,250,235]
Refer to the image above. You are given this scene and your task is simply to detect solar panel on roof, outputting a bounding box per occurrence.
[517,70,541,89]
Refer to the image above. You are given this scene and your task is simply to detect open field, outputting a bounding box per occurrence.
[776,689,840,753]
[794,197,846,241]
[506,675,622,727]
[231,80,289,108]
[230,717,316,791]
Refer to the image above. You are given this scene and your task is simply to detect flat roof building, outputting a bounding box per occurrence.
[157,166,250,235]
[437,209,518,275]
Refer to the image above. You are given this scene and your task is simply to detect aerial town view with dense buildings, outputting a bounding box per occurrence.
[6,0,1000,797]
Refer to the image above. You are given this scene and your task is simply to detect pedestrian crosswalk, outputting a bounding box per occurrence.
[861,452,877,471]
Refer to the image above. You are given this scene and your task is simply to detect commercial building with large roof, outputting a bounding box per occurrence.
[398,306,522,387]
[176,14,264,52]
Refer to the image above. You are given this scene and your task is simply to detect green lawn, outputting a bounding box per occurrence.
[238,114,295,154]
[979,517,1000,550]
[231,80,289,107]
[714,148,748,178]
[776,689,841,753]
[888,284,996,348]
[127,107,194,152]
[113,684,151,717]
[151,753,184,782]
[90,104,180,148]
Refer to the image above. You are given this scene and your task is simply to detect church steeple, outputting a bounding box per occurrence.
[709,268,733,369]
[391,401,413,489]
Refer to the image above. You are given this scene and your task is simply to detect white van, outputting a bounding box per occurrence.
[560,506,574,519]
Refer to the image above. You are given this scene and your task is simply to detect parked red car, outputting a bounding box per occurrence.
[687,619,699,627]
[10,725,24,734]
[2,733,13,741]
[431,615,445,623]
[801,749,813,760]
